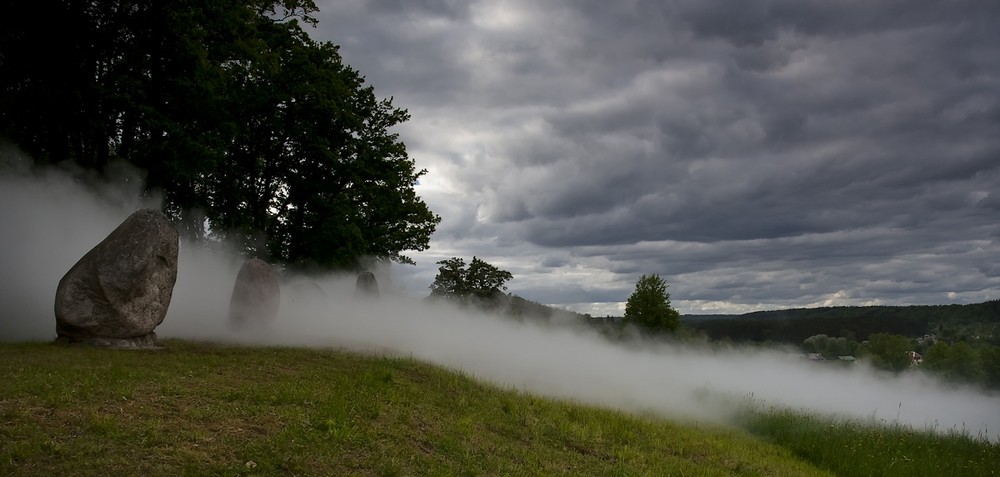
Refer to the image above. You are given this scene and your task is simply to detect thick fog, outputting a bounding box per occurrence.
[2,156,997,442]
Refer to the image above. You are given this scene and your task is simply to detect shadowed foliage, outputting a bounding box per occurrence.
[0,0,439,269]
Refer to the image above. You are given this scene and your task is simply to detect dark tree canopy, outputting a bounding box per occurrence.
[623,274,680,334]
[429,257,513,303]
[0,0,439,269]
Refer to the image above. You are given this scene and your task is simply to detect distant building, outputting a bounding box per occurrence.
[906,351,923,366]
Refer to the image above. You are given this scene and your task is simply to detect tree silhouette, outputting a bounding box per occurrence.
[623,274,680,334]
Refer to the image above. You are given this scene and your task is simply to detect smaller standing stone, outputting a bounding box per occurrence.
[229,258,280,328]
[285,281,326,306]
[355,271,380,299]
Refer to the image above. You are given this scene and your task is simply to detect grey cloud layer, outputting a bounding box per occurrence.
[314,0,1000,313]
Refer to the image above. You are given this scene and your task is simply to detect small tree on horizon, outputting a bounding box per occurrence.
[429,256,513,305]
[623,274,680,334]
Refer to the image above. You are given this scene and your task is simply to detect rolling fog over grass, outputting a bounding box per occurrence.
[2,160,999,442]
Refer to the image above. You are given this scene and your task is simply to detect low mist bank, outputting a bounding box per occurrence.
[2,163,998,442]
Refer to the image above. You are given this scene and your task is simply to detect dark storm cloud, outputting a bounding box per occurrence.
[311,0,1000,313]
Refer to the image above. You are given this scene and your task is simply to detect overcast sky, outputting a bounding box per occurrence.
[308,0,1000,316]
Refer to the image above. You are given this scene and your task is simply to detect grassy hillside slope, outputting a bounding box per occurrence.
[1,340,827,476]
[3,340,998,476]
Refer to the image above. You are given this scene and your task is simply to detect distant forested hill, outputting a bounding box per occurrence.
[682,300,1000,344]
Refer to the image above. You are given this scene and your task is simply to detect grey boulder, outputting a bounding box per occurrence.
[229,258,280,328]
[54,209,179,348]
[285,281,326,305]
[355,271,380,299]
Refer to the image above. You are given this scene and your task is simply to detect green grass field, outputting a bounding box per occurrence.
[738,408,998,477]
[1,340,996,476]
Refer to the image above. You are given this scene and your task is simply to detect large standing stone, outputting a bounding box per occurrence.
[354,271,380,299]
[229,258,280,328]
[54,209,179,348]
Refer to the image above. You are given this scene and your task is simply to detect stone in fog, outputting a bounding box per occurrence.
[229,258,280,328]
[54,208,179,348]
[285,280,326,305]
[355,271,379,299]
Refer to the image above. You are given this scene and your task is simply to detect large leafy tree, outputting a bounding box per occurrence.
[923,341,985,383]
[623,274,680,334]
[863,333,914,372]
[429,257,514,303]
[0,0,439,269]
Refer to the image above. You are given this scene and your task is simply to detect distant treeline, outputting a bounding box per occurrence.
[682,300,1000,344]
[533,299,1000,388]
